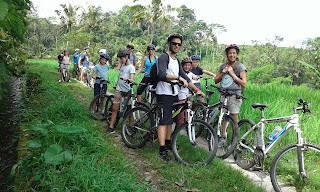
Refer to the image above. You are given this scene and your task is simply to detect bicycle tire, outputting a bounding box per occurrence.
[270,142,320,192]
[89,96,106,120]
[214,114,238,159]
[233,119,256,169]
[105,95,120,127]
[171,119,218,166]
[121,106,154,149]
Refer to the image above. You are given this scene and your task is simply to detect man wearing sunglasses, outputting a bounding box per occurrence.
[156,33,205,162]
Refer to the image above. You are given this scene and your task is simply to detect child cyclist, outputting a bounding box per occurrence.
[135,44,158,102]
[91,53,110,116]
[177,57,195,127]
[190,55,215,104]
[107,49,135,134]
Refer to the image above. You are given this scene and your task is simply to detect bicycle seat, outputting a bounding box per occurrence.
[252,103,268,109]
[206,90,215,95]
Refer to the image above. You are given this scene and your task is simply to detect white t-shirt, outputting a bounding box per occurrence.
[178,71,194,100]
[156,56,180,96]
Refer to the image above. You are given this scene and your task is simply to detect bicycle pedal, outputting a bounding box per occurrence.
[252,166,263,171]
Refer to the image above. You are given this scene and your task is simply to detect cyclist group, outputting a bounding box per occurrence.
[58,33,247,162]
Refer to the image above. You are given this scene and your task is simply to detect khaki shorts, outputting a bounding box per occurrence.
[219,94,242,114]
[61,64,70,69]
[114,90,131,105]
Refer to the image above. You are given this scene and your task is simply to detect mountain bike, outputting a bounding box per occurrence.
[121,82,218,166]
[83,64,95,88]
[104,78,149,128]
[234,97,320,192]
[61,64,70,82]
[139,82,157,107]
[89,77,110,120]
[192,84,245,159]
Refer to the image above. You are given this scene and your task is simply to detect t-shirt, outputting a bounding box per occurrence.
[218,62,247,95]
[73,53,80,64]
[191,67,203,89]
[116,64,136,92]
[80,54,90,67]
[129,53,137,66]
[144,56,156,77]
[156,56,180,96]
[93,64,109,84]
[178,71,194,100]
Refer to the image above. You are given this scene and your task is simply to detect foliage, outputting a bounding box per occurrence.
[0,0,31,77]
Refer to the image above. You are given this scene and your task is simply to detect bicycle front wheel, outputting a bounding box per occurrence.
[270,142,320,192]
[233,119,256,169]
[89,96,106,120]
[172,120,218,166]
[214,114,238,159]
[121,106,154,149]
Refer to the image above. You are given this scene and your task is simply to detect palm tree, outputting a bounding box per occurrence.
[55,4,79,33]
[131,0,178,44]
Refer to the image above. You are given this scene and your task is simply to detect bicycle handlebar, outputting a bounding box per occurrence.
[297,96,312,114]
[210,84,246,100]
[120,77,138,86]
[94,76,110,84]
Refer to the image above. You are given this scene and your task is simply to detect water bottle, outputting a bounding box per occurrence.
[209,111,214,118]
[268,126,283,141]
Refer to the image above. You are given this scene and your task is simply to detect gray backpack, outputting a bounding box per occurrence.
[221,61,245,93]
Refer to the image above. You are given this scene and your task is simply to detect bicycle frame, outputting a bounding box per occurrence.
[239,110,303,159]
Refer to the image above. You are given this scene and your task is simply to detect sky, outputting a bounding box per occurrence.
[31,0,320,47]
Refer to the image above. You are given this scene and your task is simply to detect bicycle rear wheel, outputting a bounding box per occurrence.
[121,106,154,149]
[172,120,218,166]
[233,119,257,169]
[89,96,106,120]
[214,114,238,159]
[270,142,320,192]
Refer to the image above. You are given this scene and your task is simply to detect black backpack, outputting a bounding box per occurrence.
[149,53,180,88]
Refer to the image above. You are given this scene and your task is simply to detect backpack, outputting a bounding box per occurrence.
[221,61,245,93]
[149,53,180,89]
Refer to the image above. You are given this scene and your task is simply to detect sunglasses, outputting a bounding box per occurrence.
[171,42,182,46]
[147,48,155,51]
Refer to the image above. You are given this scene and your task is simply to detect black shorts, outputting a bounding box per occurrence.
[94,83,107,97]
[137,77,151,95]
[157,94,178,126]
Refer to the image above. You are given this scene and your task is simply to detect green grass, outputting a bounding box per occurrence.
[14,60,155,191]
[16,59,267,192]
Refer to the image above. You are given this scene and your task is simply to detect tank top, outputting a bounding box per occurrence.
[61,56,70,65]
[144,56,156,77]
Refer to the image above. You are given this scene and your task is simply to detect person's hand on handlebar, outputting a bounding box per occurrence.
[178,76,188,88]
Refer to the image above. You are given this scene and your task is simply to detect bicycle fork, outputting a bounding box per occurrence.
[187,109,197,144]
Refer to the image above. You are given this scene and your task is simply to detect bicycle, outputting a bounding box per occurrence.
[83,64,95,88]
[104,78,149,128]
[139,82,157,107]
[61,64,70,82]
[121,81,218,166]
[234,97,320,192]
[192,84,245,159]
[89,77,110,120]
[73,64,81,81]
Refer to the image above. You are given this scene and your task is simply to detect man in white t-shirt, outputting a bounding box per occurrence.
[156,33,205,162]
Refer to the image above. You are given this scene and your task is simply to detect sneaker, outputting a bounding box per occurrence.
[58,80,61,83]
[101,111,105,116]
[68,80,71,83]
[106,128,115,134]
[218,139,227,147]
[159,150,170,162]
[165,143,172,151]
